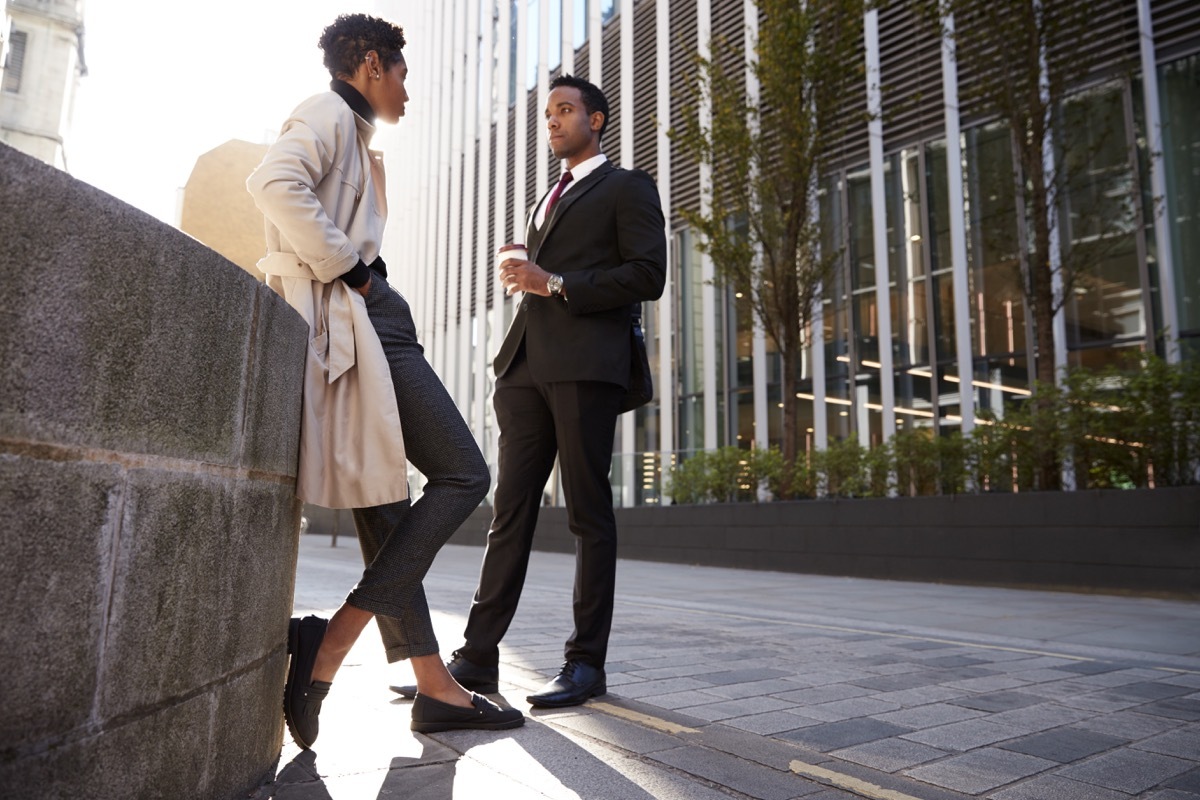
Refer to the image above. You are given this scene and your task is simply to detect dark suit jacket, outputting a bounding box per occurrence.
[493,161,667,387]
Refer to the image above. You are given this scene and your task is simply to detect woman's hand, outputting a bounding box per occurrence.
[356,276,372,297]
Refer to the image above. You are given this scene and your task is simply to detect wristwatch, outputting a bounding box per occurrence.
[547,273,564,296]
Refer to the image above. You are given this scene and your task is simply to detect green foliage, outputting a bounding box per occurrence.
[811,438,871,498]
[670,0,866,468]
[1055,354,1200,488]
[664,452,710,505]
[665,447,758,504]
[892,427,940,496]
[664,356,1200,503]
[748,445,788,499]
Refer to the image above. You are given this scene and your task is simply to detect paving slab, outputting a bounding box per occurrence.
[261,536,1200,799]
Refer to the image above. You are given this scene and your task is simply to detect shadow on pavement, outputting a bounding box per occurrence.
[253,694,662,799]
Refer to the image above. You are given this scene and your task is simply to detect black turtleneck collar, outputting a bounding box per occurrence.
[330,79,375,124]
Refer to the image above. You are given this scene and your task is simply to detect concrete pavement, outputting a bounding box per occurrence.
[254,534,1200,799]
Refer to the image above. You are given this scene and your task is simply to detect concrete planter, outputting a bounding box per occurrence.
[1,144,307,798]
[451,487,1200,598]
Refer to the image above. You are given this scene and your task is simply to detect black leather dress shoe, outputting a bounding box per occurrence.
[410,692,525,732]
[284,615,330,749]
[389,650,499,699]
[526,661,606,708]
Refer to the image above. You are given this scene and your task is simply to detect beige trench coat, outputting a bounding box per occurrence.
[247,91,408,509]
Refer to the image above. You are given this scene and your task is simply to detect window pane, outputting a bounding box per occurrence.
[527,0,539,90]
[675,229,704,452]
[550,0,562,70]
[1061,84,1144,348]
[574,0,588,48]
[509,1,519,105]
[1160,54,1200,343]
[964,122,1027,362]
[885,149,931,367]
[3,29,27,94]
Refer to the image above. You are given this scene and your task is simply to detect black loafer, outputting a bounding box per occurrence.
[410,692,525,732]
[526,661,606,708]
[284,615,330,749]
[390,650,499,698]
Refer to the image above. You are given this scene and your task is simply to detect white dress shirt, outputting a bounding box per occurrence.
[533,153,609,229]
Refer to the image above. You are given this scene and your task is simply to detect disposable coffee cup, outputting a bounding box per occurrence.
[496,243,528,297]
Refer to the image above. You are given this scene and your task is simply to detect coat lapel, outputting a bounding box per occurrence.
[531,163,615,261]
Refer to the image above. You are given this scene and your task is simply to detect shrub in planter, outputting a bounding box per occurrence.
[965,416,1018,493]
[892,427,940,496]
[816,437,890,498]
[665,451,710,504]
[665,446,757,503]
[1106,354,1200,487]
[1059,366,1139,489]
[747,445,787,500]
[705,446,754,503]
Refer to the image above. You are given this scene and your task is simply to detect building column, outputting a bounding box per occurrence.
[447,0,469,405]
[431,0,457,381]
[656,0,674,487]
[468,0,487,450]
[1137,0,1180,363]
[698,0,717,452]
[561,0,575,75]
[864,8,896,445]
[537,0,551,198]
[619,0,637,504]
[490,0,515,481]
[743,0,770,451]
[941,10,976,432]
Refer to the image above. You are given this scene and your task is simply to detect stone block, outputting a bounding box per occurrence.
[239,282,307,476]
[0,143,305,471]
[0,455,120,751]
[208,650,290,797]
[0,688,218,800]
[99,471,299,719]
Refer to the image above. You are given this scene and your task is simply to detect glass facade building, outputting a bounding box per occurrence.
[378,0,1200,505]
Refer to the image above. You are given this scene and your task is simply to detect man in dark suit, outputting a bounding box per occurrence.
[395,75,666,708]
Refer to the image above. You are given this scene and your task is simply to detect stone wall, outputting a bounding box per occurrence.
[0,143,308,798]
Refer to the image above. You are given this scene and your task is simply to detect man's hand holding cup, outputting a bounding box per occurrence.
[496,244,555,298]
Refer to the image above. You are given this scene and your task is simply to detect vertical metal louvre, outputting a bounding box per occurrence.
[602,14,623,160]
[669,0,701,227]
[487,123,498,311]
[632,0,658,174]
[879,1,945,153]
[1152,0,1200,62]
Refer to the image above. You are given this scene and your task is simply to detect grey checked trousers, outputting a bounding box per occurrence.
[344,276,490,661]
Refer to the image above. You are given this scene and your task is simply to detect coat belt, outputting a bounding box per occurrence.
[258,252,358,384]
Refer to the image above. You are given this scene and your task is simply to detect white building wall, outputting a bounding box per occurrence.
[1,0,85,170]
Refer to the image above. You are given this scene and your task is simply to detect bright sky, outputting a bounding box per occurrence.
[69,0,386,223]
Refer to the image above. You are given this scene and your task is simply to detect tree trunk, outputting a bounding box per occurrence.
[781,343,801,496]
[1025,130,1063,490]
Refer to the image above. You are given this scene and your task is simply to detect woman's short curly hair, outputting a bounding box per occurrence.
[318,14,406,79]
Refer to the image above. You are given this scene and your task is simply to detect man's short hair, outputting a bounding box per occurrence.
[549,74,610,142]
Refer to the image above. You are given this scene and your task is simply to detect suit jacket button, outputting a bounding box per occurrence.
[521,302,529,311]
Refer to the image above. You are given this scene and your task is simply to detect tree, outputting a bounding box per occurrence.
[672,0,866,478]
[937,0,1140,488]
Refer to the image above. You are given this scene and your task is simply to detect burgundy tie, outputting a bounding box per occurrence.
[545,170,574,217]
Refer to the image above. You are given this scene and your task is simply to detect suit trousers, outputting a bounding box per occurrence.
[461,343,625,669]
[344,277,490,662]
